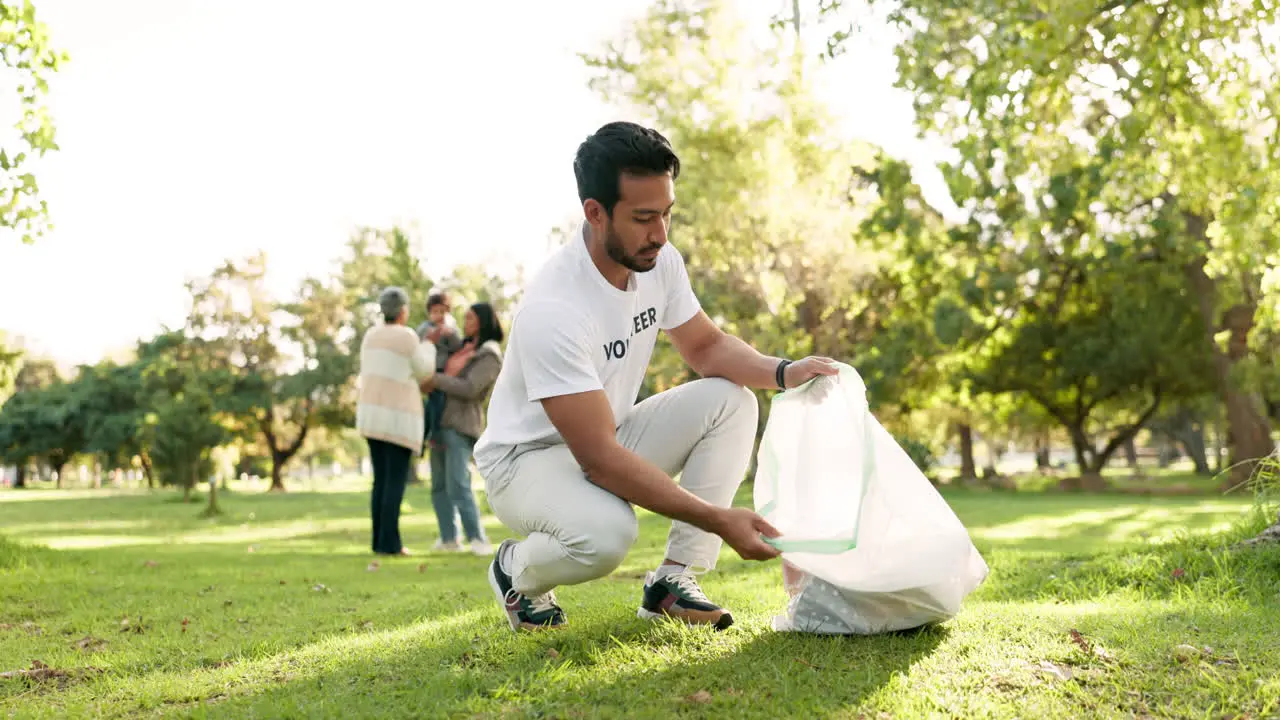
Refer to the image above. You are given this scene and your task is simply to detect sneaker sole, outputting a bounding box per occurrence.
[637,606,735,631]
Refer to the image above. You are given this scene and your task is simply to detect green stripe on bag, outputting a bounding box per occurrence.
[758,362,878,556]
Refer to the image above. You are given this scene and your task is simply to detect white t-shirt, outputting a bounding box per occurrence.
[475,224,701,456]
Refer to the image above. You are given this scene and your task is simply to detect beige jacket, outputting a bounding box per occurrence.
[356,324,436,454]
[433,340,502,440]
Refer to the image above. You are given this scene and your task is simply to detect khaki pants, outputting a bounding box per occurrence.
[476,378,758,596]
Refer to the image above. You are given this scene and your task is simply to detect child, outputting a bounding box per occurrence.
[416,292,463,445]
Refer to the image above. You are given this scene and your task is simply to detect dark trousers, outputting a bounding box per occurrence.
[424,390,447,443]
[368,437,411,554]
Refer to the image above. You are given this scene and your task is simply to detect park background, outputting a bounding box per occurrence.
[1,0,1279,717]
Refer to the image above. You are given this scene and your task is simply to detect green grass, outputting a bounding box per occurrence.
[1,484,1279,719]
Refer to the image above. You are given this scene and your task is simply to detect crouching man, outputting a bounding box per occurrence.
[474,121,836,632]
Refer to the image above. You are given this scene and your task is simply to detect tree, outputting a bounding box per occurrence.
[435,262,524,322]
[0,378,87,487]
[854,148,1217,487]
[187,255,356,492]
[0,352,64,487]
[817,0,1280,485]
[1,0,68,244]
[0,388,36,486]
[136,330,235,509]
[338,226,434,339]
[0,331,20,402]
[581,0,881,430]
[77,359,154,486]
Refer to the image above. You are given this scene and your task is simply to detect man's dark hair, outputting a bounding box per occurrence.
[468,302,504,346]
[573,121,680,216]
[427,292,450,311]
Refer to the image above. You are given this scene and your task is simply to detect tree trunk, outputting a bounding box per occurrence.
[182,483,193,503]
[269,459,288,493]
[1090,391,1163,477]
[263,411,309,493]
[1170,409,1211,476]
[982,437,1002,478]
[1184,242,1273,488]
[1034,435,1051,470]
[203,467,221,517]
[1068,425,1092,476]
[957,423,977,479]
[1123,437,1139,469]
[140,452,155,489]
[14,465,26,488]
[52,462,65,489]
[1212,414,1225,474]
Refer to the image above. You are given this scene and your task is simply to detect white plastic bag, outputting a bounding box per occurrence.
[754,362,989,635]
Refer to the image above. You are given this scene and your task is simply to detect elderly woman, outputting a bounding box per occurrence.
[356,287,436,557]
[426,302,505,555]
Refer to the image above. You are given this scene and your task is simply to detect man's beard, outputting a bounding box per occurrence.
[604,222,661,272]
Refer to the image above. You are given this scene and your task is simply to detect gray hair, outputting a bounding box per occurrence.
[378,286,409,323]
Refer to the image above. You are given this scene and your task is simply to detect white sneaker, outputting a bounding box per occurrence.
[433,539,461,552]
[470,539,493,556]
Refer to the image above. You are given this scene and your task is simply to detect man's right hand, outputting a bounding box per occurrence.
[710,507,782,561]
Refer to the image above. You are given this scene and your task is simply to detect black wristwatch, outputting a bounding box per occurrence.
[775,359,792,390]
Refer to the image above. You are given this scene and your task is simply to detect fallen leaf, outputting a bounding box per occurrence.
[366,562,379,572]
[685,690,713,704]
[247,545,256,553]
[181,618,190,633]
[794,658,822,670]
[546,648,561,659]
[357,620,373,630]
[278,580,287,585]
[417,563,428,573]
[223,600,233,608]
[143,560,159,568]
[1068,629,1092,653]
[1037,660,1073,681]
[1172,644,1203,662]
[1070,628,1116,661]
[73,636,106,651]
[312,584,329,593]
[1172,568,1186,579]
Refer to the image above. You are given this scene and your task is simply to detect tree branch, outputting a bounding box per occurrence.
[284,399,313,458]
[1094,386,1163,469]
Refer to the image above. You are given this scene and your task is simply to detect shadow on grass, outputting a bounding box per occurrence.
[192,614,948,718]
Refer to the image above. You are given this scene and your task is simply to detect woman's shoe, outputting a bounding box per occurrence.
[470,539,494,556]
[433,539,461,552]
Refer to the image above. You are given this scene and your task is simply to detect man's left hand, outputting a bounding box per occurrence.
[783,356,839,389]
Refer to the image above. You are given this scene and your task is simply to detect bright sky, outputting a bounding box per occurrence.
[0,0,949,366]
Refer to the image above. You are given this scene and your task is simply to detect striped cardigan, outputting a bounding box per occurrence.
[356,323,437,455]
